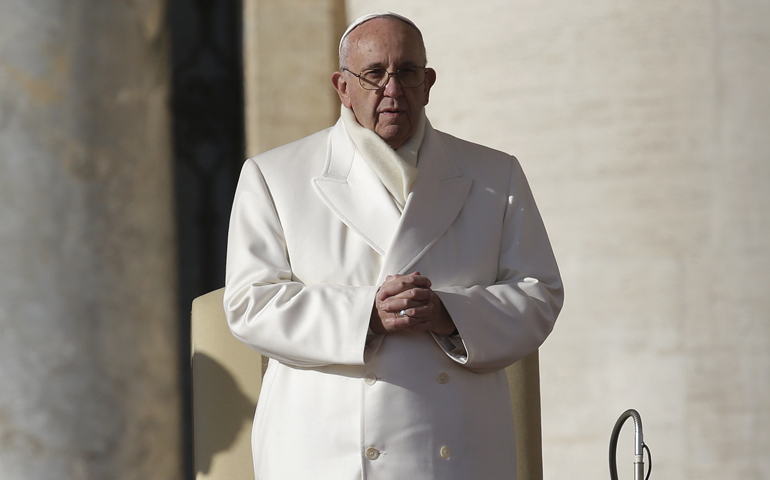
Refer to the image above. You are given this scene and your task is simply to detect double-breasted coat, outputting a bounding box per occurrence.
[223,118,563,480]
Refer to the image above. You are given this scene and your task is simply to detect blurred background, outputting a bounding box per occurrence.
[1,0,768,478]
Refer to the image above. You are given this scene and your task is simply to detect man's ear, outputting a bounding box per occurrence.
[423,68,437,106]
[332,71,353,108]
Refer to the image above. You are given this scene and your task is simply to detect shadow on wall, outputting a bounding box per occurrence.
[191,352,256,475]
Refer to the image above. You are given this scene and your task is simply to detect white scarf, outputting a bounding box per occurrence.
[340,105,425,211]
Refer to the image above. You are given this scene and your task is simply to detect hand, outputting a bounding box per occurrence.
[370,272,456,336]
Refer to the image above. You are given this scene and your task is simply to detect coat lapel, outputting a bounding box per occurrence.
[377,124,472,283]
[312,120,401,256]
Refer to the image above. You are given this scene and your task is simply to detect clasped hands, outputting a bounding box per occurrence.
[370,271,456,336]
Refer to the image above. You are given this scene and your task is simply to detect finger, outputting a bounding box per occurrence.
[378,277,430,300]
[406,271,431,287]
[377,281,406,300]
[382,288,438,306]
[401,273,431,288]
[381,296,435,316]
[388,287,432,302]
[377,275,414,297]
[383,272,431,288]
[399,303,434,318]
[382,313,420,330]
[379,293,433,313]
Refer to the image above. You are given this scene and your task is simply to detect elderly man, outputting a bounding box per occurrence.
[224,12,563,480]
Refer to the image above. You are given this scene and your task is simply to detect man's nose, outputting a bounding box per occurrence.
[382,74,403,97]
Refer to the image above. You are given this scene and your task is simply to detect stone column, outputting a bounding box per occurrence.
[0,1,180,479]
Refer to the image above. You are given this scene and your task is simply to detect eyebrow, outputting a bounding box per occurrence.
[361,60,422,71]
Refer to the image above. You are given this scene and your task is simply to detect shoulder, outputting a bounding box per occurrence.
[246,127,332,174]
[428,127,522,181]
[433,129,512,162]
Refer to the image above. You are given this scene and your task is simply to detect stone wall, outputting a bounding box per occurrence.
[0,1,181,478]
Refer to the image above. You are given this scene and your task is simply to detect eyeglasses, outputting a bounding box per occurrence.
[343,67,428,90]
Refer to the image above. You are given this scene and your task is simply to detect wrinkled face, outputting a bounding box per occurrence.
[332,18,436,149]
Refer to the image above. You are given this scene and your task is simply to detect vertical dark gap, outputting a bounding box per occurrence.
[168,0,245,477]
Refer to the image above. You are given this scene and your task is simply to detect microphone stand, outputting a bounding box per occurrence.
[609,409,650,480]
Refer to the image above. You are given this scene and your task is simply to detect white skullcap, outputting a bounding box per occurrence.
[338,12,422,56]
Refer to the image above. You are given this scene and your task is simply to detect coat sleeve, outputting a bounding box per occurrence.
[223,159,379,368]
[432,157,563,373]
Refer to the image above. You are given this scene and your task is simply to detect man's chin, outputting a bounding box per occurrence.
[376,123,411,149]
[378,131,410,149]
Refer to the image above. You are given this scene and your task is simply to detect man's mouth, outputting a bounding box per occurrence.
[379,108,405,116]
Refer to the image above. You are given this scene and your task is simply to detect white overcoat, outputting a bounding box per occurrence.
[224,118,563,480]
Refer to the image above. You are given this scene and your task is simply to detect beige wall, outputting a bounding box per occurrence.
[344,1,770,478]
[243,0,346,155]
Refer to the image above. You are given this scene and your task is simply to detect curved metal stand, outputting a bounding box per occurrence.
[609,409,650,480]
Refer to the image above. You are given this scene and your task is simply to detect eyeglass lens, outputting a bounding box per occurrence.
[359,68,425,90]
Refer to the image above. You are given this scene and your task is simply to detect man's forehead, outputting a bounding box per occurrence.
[344,18,425,66]
[339,12,422,56]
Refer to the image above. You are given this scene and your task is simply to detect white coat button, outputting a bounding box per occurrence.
[440,446,451,459]
[365,447,380,460]
[436,372,449,384]
[364,373,377,386]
